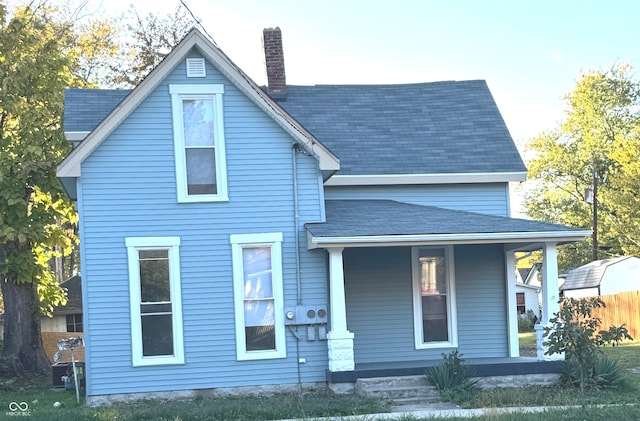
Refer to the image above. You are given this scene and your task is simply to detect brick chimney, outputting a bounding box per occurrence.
[263,27,287,99]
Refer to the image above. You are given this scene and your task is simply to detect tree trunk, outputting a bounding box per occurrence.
[0,277,51,376]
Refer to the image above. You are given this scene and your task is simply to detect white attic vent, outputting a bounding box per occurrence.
[186,58,206,77]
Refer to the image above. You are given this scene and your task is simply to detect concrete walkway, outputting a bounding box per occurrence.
[279,404,618,420]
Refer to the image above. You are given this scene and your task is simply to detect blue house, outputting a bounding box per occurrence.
[57,28,589,404]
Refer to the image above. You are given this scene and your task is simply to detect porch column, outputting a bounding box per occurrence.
[326,247,354,372]
[535,242,563,361]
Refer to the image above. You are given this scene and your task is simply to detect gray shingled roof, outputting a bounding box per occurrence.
[279,81,526,175]
[305,200,585,238]
[53,275,83,315]
[63,80,526,176]
[64,89,130,132]
[561,256,637,291]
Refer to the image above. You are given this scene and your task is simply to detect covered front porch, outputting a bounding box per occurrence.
[326,356,564,383]
[305,200,591,378]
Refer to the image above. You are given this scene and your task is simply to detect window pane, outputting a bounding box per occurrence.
[141,303,172,314]
[422,295,448,342]
[140,250,168,259]
[139,257,170,303]
[244,300,274,327]
[243,247,273,299]
[186,148,216,195]
[142,314,174,356]
[245,325,275,351]
[182,99,214,146]
[419,252,446,295]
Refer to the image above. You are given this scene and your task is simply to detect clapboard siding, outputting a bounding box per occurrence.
[79,53,328,397]
[325,184,510,216]
[344,245,508,364]
[344,248,415,363]
[455,245,508,357]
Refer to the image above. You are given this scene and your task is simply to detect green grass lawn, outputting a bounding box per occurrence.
[1,341,638,421]
[518,331,537,348]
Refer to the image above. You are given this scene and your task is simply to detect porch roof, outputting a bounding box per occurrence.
[306,200,591,249]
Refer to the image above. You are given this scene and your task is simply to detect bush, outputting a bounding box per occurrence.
[544,297,633,406]
[425,351,480,403]
[563,355,627,389]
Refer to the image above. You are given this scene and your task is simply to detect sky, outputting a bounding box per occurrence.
[82,0,640,148]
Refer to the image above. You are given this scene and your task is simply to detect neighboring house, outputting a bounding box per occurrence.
[561,256,640,298]
[40,275,85,364]
[56,28,590,404]
[515,264,541,317]
[41,275,83,333]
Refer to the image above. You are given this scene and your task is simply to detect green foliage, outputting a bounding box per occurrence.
[562,355,628,390]
[109,5,195,87]
[518,310,538,332]
[544,297,633,406]
[0,1,78,301]
[524,63,640,270]
[425,350,480,402]
[593,356,627,388]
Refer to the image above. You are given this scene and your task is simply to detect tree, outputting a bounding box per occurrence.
[525,64,640,271]
[544,297,632,406]
[0,1,81,375]
[606,128,640,256]
[110,5,195,88]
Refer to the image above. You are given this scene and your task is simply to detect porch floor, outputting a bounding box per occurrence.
[327,357,565,383]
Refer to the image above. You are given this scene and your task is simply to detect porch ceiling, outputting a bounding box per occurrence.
[305,200,591,249]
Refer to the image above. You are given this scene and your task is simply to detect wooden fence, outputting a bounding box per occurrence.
[591,291,640,341]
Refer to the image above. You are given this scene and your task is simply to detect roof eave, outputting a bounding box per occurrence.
[57,29,340,179]
[324,171,527,186]
[307,230,592,249]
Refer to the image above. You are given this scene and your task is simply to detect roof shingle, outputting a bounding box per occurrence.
[305,200,586,238]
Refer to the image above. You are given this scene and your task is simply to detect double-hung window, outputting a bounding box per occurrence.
[170,84,227,202]
[412,246,457,349]
[126,237,184,366]
[230,233,285,360]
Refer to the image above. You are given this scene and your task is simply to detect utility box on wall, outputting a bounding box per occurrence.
[284,305,328,325]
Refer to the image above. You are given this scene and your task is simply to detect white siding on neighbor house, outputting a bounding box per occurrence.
[78,53,328,397]
[600,258,640,295]
[515,285,540,318]
[563,287,600,299]
[344,244,509,364]
[41,315,67,333]
[324,184,511,216]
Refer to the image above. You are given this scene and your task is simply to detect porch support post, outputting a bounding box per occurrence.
[535,242,563,361]
[504,249,519,357]
[326,247,354,372]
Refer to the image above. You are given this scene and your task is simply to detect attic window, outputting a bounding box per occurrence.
[186,58,206,78]
[169,84,228,203]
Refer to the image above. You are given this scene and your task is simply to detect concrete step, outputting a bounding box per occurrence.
[355,375,441,400]
[356,374,428,391]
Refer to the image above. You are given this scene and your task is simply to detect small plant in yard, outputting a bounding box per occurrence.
[425,350,479,403]
[543,296,633,406]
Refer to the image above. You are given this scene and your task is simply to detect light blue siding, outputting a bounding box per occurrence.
[325,184,510,216]
[344,245,508,364]
[454,244,508,358]
[79,53,328,397]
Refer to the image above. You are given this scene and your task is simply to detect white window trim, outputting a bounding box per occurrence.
[230,232,286,361]
[170,84,228,203]
[411,245,458,350]
[126,236,184,366]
